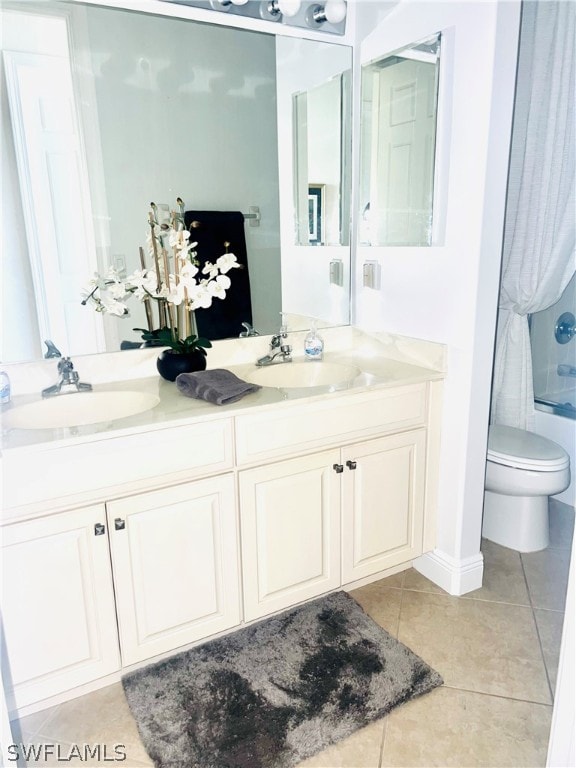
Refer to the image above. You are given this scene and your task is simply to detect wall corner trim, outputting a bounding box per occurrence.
[413,549,484,596]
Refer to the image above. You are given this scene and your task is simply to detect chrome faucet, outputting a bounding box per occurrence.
[42,357,93,397]
[43,339,62,359]
[239,322,259,338]
[256,326,292,366]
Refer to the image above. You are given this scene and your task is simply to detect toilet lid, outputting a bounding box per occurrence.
[488,425,570,471]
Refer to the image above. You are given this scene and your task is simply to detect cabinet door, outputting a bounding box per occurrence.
[107,475,240,666]
[342,429,426,582]
[1,506,120,711]
[240,449,341,622]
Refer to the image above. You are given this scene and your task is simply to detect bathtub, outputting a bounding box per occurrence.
[534,395,576,506]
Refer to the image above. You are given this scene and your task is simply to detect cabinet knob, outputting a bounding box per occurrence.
[114,518,126,531]
[333,463,344,473]
[94,523,106,536]
[346,460,357,470]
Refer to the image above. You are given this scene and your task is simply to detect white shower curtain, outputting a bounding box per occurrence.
[490,0,576,431]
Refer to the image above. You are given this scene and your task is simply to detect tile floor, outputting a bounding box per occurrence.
[12,501,574,768]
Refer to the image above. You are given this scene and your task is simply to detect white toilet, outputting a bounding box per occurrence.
[482,424,570,552]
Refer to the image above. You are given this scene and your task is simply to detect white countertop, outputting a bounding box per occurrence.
[0,328,446,454]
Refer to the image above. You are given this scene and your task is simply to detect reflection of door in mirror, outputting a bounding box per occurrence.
[2,9,104,361]
[359,34,441,247]
[293,76,345,246]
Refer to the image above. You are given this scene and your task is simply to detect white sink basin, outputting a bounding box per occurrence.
[4,391,160,430]
[245,361,360,389]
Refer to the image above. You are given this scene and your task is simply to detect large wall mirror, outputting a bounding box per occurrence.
[1,1,352,363]
[359,33,441,247]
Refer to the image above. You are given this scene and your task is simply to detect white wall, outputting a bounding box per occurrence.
[353,0,522,593]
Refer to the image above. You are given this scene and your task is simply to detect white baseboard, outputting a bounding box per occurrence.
[413,549,484,595]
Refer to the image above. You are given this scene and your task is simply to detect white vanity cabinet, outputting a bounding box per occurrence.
[106,475,241,666]
[0,505,121,710]
[1,374,442,716]
[341,429,426,582]
[239,449,342,621]
[239,429,427,622]
[1,475,241,709]
[236,384,435,622]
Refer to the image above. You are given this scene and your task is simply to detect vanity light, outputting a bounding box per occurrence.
[308,0,347,25]
[260,0,301,21]
[210,0,249,10]
[164,0,346,34]
[278,0,302,16]
[259,0,280,21]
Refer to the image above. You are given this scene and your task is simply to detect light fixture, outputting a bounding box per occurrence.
[307,0,347,25]
[210,0,249,10]
[278,0,302,16]
[259,0,301,21]
[163,0,346,35]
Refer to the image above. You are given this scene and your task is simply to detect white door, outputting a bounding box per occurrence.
[1,505,120,712]
[370,58,437,245]
[3,48,104,355]
[342,430,426,582]
[107,476,240,666]
[239,449,341,621]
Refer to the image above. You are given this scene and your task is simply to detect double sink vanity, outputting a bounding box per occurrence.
[0,328,445,716]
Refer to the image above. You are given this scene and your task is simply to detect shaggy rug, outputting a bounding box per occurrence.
[122,591,443,768]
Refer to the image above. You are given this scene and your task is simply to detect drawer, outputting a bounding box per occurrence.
[235,384,427,466]
[2,418,234,514]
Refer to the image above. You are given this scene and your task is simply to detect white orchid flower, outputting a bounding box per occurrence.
[169,229,191,250]
[101,297,128,316]
[202,261,219,280]
[187,283,213,310]
[216,253,240,274]
[180,261,199,281]
[126,269,148,287]
[207,274,231,300]
[107,281,128,300]
[165,278,186,306]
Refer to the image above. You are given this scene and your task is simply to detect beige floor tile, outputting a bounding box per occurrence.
[12,706,56,742]
[297,718,385,768]
[397,591,551,703]
[548,500,575,550]
[381,686,552,767]
[349,582,403,637]
[534,608,565,694]
[403,568,446,595]
[521,547,572,611]
[35,683,151,766]
[464,539,530,605]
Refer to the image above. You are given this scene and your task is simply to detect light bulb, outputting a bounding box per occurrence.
[278,0,302,16]
[231,0,249,5]
[324,0,346,23]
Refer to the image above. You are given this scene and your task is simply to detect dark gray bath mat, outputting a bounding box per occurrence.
[122,591,443,768]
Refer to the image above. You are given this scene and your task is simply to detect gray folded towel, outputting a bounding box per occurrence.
[176,369,261,406]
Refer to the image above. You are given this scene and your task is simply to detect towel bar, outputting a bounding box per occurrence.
[189,207,260,229]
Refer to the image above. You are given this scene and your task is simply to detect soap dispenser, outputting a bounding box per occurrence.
[304,320,324,361]
[0,370,11,404]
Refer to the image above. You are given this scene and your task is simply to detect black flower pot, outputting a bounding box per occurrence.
[156,349,207,382]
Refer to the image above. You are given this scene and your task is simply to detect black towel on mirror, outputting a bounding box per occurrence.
[184,210,253,340]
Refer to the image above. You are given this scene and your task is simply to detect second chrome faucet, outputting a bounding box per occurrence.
[42,357,93,397]
[256,325,292,366]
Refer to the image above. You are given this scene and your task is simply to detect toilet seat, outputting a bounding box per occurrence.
[487,425,569,472]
